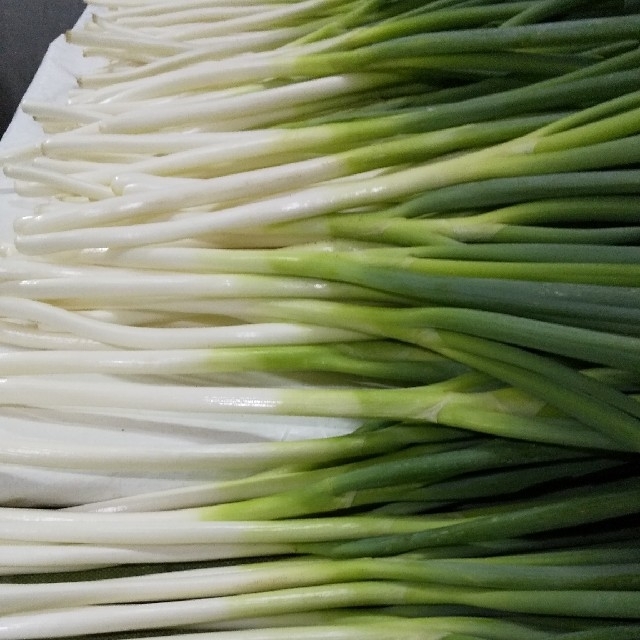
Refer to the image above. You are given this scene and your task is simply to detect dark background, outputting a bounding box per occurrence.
[0,0,86,135]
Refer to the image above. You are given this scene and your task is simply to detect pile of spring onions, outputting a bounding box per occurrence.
[0,0,639,638]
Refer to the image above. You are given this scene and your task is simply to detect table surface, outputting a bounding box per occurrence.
[0,0,86,135]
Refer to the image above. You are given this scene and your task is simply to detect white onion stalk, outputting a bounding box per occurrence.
[0,509,436,546]
[0,542,294,575]
[77,28,317,88]
[0,423,441,474]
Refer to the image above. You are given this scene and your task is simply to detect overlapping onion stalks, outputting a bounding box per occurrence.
[0,0,639,638]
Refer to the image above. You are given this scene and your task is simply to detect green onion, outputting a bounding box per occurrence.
[0,1,639,638]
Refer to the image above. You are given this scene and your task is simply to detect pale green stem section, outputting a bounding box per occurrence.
[0,580,637,639]
[0,510,443,545]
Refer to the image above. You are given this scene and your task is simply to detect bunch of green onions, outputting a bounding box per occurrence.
[0,0,639,638]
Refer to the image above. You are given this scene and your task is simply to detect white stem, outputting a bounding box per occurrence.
[21,102,106,124]
[0,434,319,473]
[106,5,274,28]
[0,376,289,414]
[105,0,286,20]
[17,153,350,232]
[0,294,369,344]
[79,28,314,87]
[67,29,189,56]
[0,509,429,544]
[0,321,109,350]
[0,542,291,575]
[106,0,348,37]
[0,582,415,640]
[0,273,362,301]
[4,164,114,200]
[68,472,296,513]
[42,131,249,157]
[63,134,340,186]
[93,0,286,7]
[97,74,389,131]
[0,558,338,613]
[10,166,408,253]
